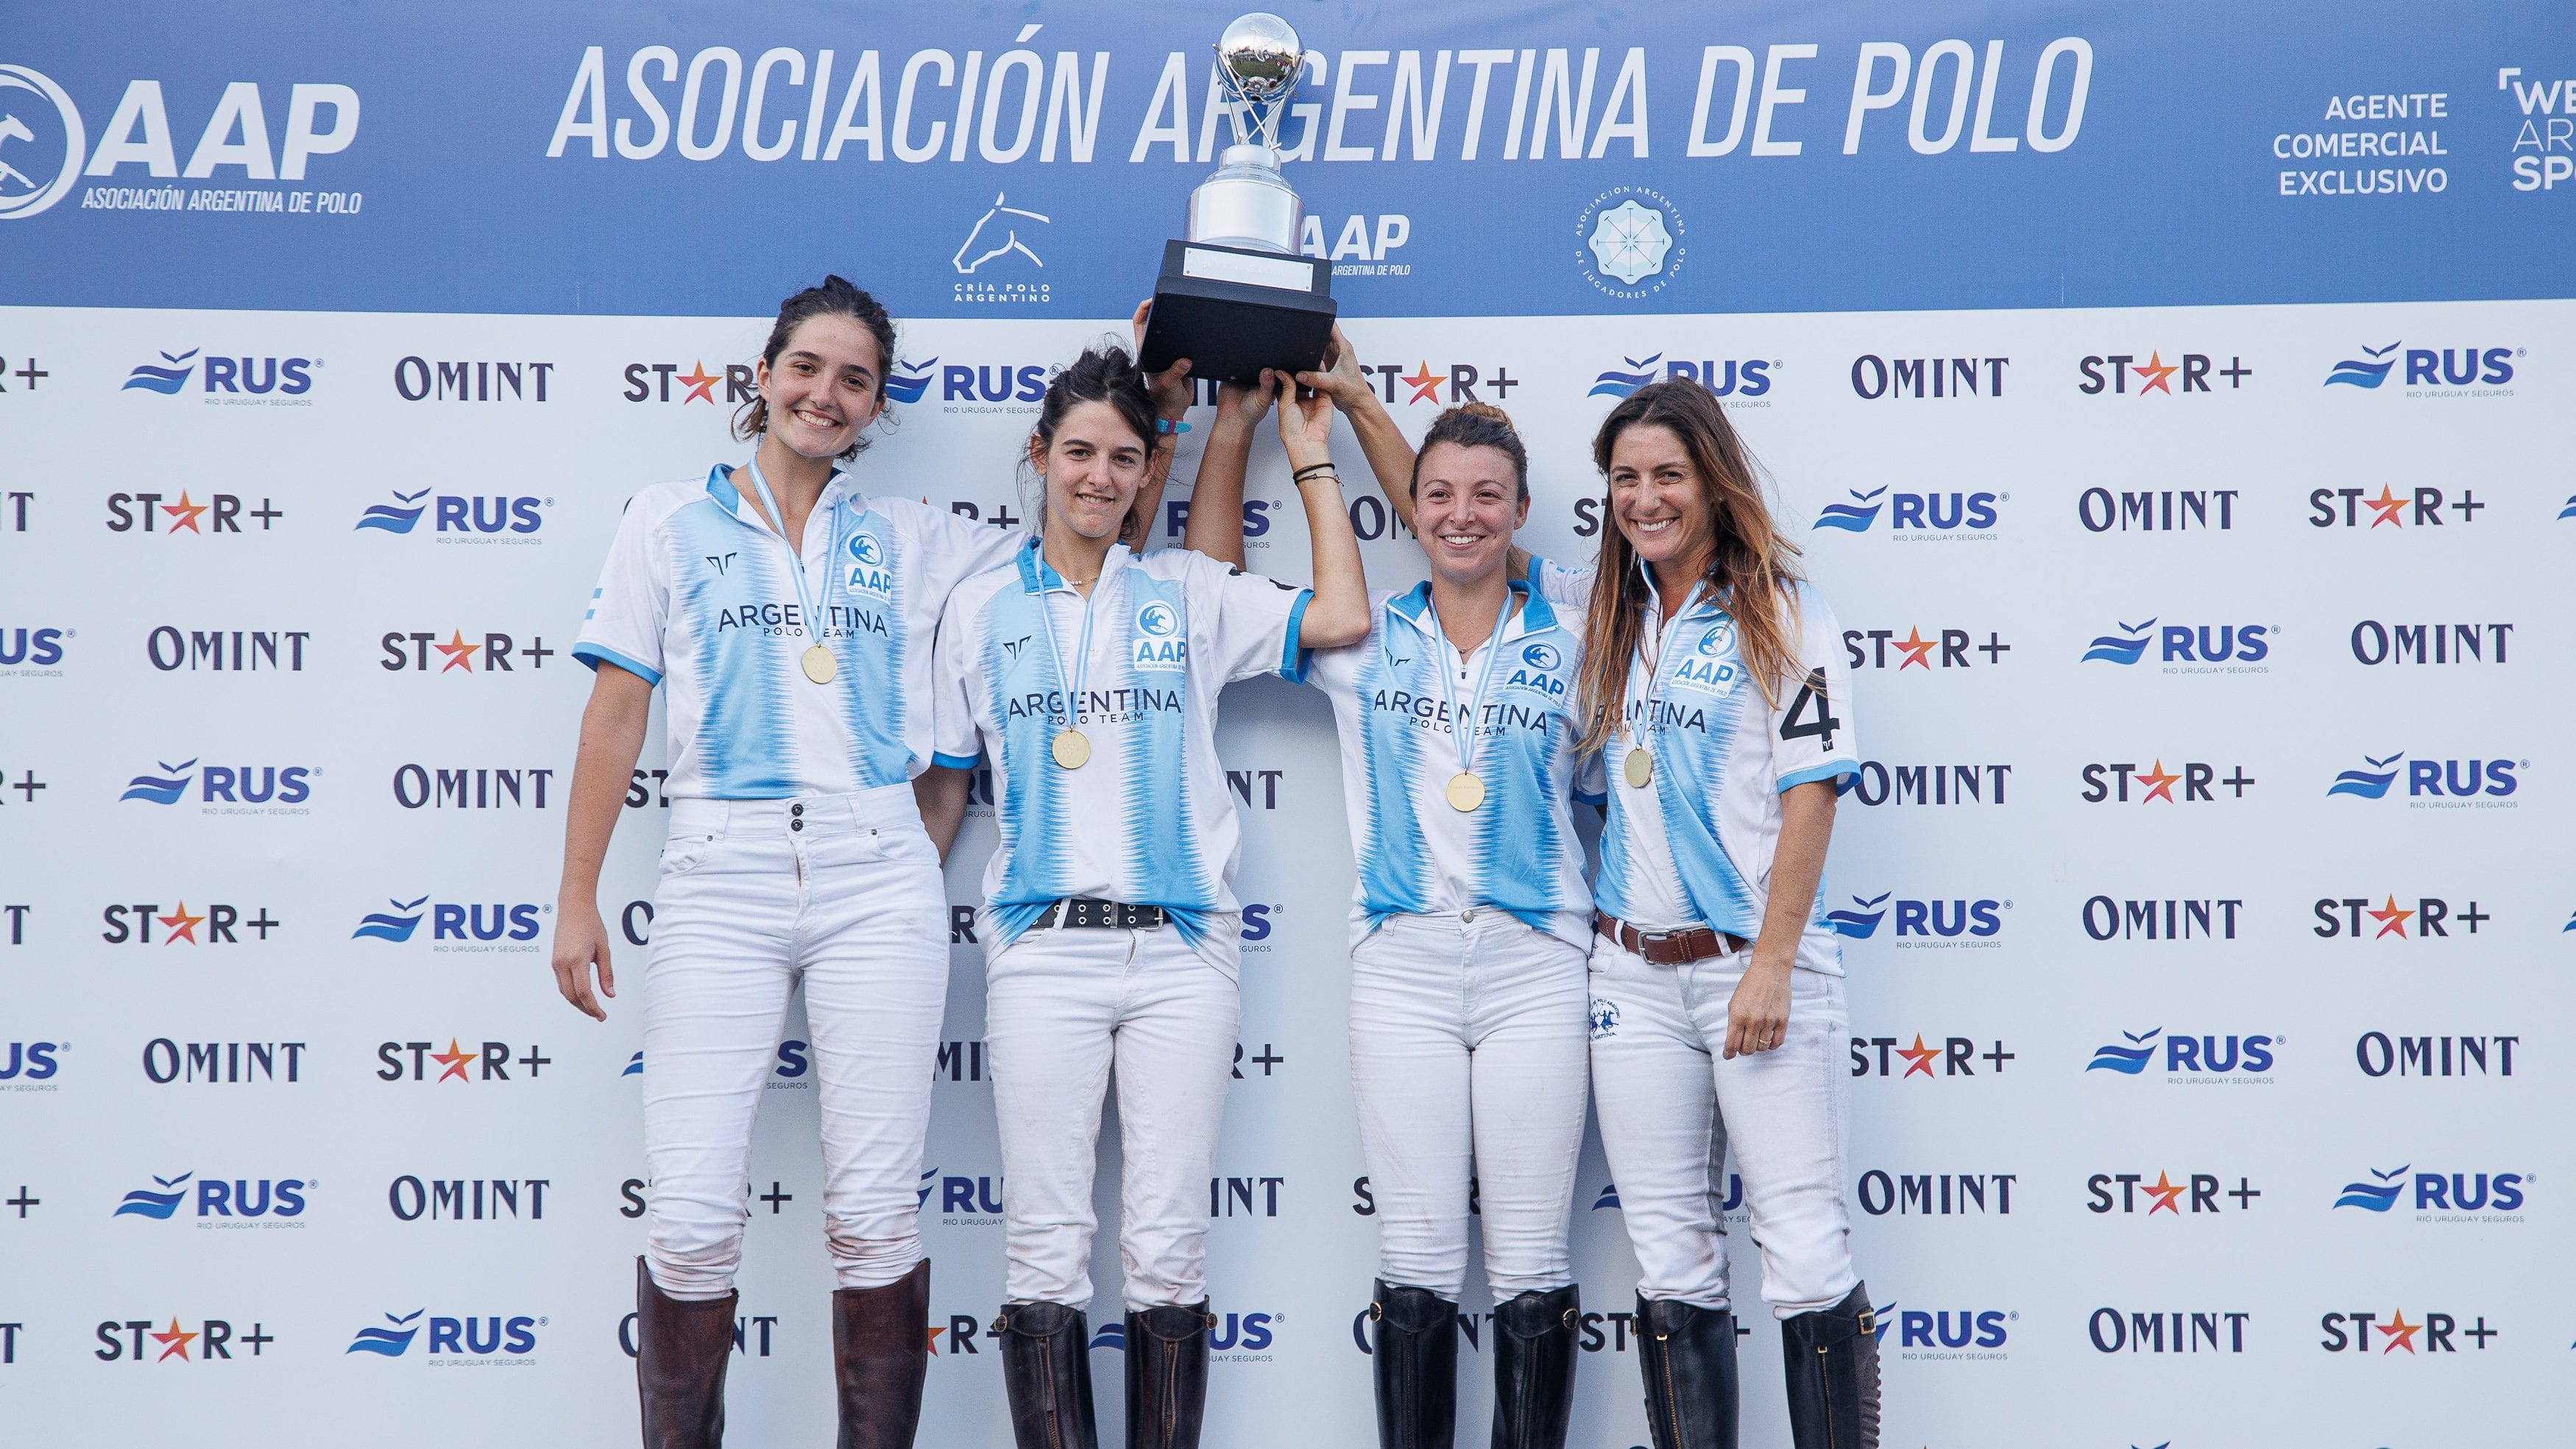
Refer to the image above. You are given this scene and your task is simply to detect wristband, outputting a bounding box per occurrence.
[1292,463,1339,483]
[1156,416,1189,436]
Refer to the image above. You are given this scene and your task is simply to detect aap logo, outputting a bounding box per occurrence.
[1521,642,1563,672]
[0,64,84,219]
[846,528,894,596]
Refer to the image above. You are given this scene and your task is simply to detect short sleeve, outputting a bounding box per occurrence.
[572,497,667,686]
[928,600,986,771]
[1769,586,1859,793]
[1527,554,1595,612]
[913,503,1027,609]
[1197,555,1312,684]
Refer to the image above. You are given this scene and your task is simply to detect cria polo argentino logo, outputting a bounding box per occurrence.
[0,65,85,219]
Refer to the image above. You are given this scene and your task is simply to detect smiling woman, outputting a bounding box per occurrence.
[924,341,1366,1449]
[548,274,1028,1449]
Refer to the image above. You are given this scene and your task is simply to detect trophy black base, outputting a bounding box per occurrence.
[1137,239,1337,387]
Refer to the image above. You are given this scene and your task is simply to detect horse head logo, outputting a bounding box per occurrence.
[953,193,1050,275]
[0,65,88,219]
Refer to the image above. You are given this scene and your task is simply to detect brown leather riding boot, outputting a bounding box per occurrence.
[635,1257,736,1448]
[832,1259,931,1449]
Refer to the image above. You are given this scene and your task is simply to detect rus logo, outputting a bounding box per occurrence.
[346,1310,541,1359]
[1878,1300,2010,1350]
[121,758,313,807]
[2324,751,2519,801]
[1811,486,2000,535]
[1823,893,2004,941]
[1588,352,1769,401]
[2079,618,2269,666]
[2323,342,2516,389]
[0,626,67,667]
[351,896,545,945]
[121,347,316,397]
[112,1171,308,1221]
[2087,1027,2275,1077]
[355,489,548,538]
[2333,1164,2524,1214]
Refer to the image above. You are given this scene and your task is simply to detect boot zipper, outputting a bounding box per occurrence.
[1655,1328,1682,1448]
[1816,1343,1834,1447]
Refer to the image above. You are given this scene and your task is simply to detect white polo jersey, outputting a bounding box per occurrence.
[1304,581,1598,952]
[1571,570,1860,976]
[932,538,1309,973]
[572,464,1019,799]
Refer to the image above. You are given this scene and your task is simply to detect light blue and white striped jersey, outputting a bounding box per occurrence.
[572,465,1019,800]
[932,538,1310,975]
[1305,581,1598,952]
[1572,569,1861,976]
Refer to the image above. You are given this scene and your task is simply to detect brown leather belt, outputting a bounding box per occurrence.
[1596,912,1746,966]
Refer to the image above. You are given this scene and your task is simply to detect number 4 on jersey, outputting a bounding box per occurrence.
[1780,669,1840,751]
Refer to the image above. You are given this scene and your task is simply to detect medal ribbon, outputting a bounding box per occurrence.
[740,456,832,660]
[1035,545,1104,734]
[1423,587,1516,786]
[1623,571,1702,754]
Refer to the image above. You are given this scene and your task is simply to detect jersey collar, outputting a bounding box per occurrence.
[702,463,863,530]
[1016,533,1132,595]
[1385,577,1549,645]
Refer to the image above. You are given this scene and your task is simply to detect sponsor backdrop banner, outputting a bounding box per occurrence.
[0,2,2566,1444]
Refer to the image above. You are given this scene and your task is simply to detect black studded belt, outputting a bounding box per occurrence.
[1036,896,1169,931]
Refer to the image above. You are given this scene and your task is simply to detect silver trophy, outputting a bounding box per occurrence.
[1138,13,1336,385]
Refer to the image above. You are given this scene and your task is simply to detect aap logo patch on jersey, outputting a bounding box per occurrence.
[1132,598,1186,674]
[845,528,894,597]
[1669,623,1741,698]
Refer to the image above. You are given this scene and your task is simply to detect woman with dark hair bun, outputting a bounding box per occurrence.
[548,275,1033,1448]
[921,346,1369,1449]
[1570,378,1878,1449]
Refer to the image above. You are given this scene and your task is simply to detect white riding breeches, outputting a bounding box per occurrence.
[639,787,950,1300]
[985,919,1240,1311]
[1347,911,1590,1300]
[1586,935,1858,1319]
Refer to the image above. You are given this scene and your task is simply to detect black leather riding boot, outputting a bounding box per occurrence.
[830,1259,930,1449]
[1635,1294,1738,1449]
[999,1301,1099,1449]
[1124,1302,1212,1449]
[1490,1285,1579,1449]
[635,1257,735,1448]
[1369,1280,1457,1449]
[1780,1283,1880,1449]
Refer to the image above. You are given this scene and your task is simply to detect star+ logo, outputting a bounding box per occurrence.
[2076,351,2250,394]
[2088,1171,2260,1215]
[2079,758,2254,803]
[1844,626,2009,670]
[106,490,280,535]
[2307,483,2485,528]
[378,630,554,673]
[1850,1034,2012,1078]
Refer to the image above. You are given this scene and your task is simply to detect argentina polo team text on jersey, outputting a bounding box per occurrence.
[933,538,1310,974]
[1539,559,1861,976]
[572,465,1021,799]
[1305,581,1599,952]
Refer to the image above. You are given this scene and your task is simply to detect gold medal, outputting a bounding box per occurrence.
[1623,748,1653,789]
[1445,771,1486,812]
[801,644,838,684]
[1051,728,1092,770]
